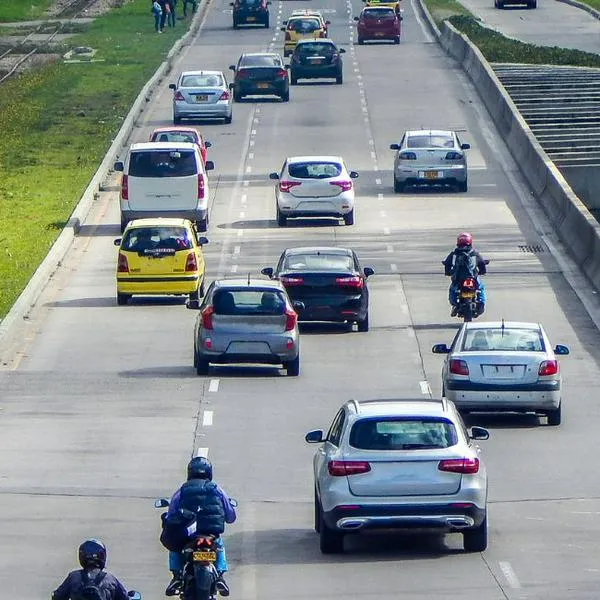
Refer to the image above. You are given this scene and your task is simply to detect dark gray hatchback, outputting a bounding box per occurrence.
[229,53,290,102]
[288,39,345,85]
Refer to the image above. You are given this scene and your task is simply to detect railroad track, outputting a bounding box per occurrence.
[0,0,99,85]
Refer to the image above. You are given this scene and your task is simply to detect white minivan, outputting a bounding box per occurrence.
[114,142,214,233]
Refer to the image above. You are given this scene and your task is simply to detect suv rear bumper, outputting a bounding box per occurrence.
[323,503,486,532]
[122,208,207,224]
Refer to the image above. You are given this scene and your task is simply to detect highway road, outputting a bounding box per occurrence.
[2,0,600,599]
[457,0,600,55]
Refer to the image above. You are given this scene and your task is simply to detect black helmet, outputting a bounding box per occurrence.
[78,539,107,569]
[187,456,213,481]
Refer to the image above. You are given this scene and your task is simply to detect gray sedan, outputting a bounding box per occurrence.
[188,278,301,376]
[390,129,469,193]
[432,321,570,425]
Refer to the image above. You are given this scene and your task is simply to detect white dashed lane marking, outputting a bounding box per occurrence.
[196,447,209,458]
[208,379,220,393]
[202,410,214,426]
[419,381,432,395]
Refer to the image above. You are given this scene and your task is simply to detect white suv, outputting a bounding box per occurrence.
[305,398,489,554]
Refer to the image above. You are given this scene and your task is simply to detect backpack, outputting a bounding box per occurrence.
[74,571,107,600]
[160,510,196,553]
[452,249,478,282]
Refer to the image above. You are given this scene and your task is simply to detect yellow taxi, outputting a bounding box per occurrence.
[114,218,208,305]
[281,15,328,57]
[290,9,330,35]
[363,0,401,14]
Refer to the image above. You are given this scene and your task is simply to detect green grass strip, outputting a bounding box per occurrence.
[0,0,191,318]
[0,1,55,22]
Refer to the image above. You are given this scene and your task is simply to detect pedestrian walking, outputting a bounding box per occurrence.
[182,0,198,17]
[151,0,163,32]
[158,0,168,31]
[166,0,176,27]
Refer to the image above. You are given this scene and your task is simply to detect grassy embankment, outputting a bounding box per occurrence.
[0,0,191,319]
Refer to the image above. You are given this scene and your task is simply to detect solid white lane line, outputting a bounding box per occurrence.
[196,447,209,458]
[208,379,220,393]
[419,380,431,395]
[375,178,382,185]
[231,265,238,273]
[499,562,522,589]
[410,0,434,43]
[202,411,213,426]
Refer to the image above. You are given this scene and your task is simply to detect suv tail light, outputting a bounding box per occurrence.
[449,359,469,376]
[121,174,129,200]
[445,151,463,160]
[279,180,302,193]
[219,90,230,101]
[398,151,417,160]
[330,180,353,192]
[335,276,363,289]
[236,69,249,79]
[438,458,480,474]
[201,306,215,330]
[284,307,298,331]
[117,253,129,273]
[280,276,304,287]
[328,460,371,476]
[277,69,288,78]
[185,253,198,272]
[197,175,205,200]
[539,360,559,376]
[174,91,185,101]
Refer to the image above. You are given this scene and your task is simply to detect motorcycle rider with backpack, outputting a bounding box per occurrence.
[162,457,236,597]
[52,539,137,600]
[443,232,488,316]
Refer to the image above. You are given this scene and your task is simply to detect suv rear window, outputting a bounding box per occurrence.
[213,289,287,315]
[350,418,458,450]
[129,150,197,177]
[288,161,342,178]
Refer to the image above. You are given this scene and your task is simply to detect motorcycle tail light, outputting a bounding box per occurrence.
[462,278,477,290]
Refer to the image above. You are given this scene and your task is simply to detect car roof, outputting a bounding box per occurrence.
[126,218,192,228]
[180,70,223,77]
[346,398,451,418]
[241,52,280,57]
[151,126,200,134]
[287,155,344,163]
[296,38,334,45]
[406,129,455,137]
[464,321,542,330]
[284,246,353,256]
[130,141,198,151]
[213,278,285,290]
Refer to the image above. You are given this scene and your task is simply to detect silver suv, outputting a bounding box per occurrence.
[305,398,489,554]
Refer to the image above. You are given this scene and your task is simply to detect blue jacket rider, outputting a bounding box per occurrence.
[165,456,237,597]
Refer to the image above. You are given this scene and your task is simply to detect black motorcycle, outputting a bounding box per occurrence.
[455,276,483,322]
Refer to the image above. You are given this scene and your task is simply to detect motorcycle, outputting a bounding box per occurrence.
[445,259,489,323]
[155,497,237,600]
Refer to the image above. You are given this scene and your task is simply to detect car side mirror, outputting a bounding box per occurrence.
[269,172,280,180]
[554,344,570,355]
[470,426,489,441]
[261,267,274,278]
[204,141,212,148]
[326,20,331,24]
[461,143,471,150]
[186,299,201,310]
[128,592,142,600]
[114,161,124,172]
[389,143,400,151]
[292,301,305,312]
[229,65,236,71]
[154,498,170,508]
[363,267,375,277]
[168,83,176,90]
[432,343,451,354]
[305,429,324,443]
[353,16,359,20]
[349,171,359,179]
[197,236,209,246]
[113,238,122,246]
[204,160,215,171]
[282,20,288,24]
[339,48,346,53]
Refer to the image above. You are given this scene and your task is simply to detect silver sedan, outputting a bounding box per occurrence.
[432,321,570,425]
[390,129,469,193]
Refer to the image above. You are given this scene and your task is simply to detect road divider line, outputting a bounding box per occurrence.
[202,410,214,427]
[208,379,219,393]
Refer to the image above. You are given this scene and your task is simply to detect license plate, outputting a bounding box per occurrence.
[193,551,217,562]
[460,292,476,299]
[247,16,256,20]
[310,59,323,64]
[256,83,270,89]
[227,342,270,354]
[422,170,440,179]
[195,95,209,102]
[375,32,385,36]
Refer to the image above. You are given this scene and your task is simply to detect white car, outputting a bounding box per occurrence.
[269,156,358,226]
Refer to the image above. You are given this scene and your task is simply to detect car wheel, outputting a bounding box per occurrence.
[314,489,321,533]
[173,115,181,125]
[357,313,369,332]
[547,404,561,426]
[358,37,364,45]
[528,0,536,7]
[264,16,270,27]
[336,74,343,85]
[319,514,344,554]
[224,113,232,124]
[393,177,404,193]
[120,216,129,233]
[290,75,298,85]
[457,179,468,193]
[197,217,208,233]
[276,207,287,227]
[199,279,206,298]
[281,90,290,102]
[233,20,238,28]
[463,514,488,552]
[286,355,300,376]
[394,36,400,44]
[497,0,504,7]
[189,288,200,302]
[116,293,131,306]
[193,345,198,369]
[196,356,210,376]
[233,91,243,102]
[343,209,354,226]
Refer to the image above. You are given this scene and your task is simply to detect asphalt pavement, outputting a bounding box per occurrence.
[2,0,600,599]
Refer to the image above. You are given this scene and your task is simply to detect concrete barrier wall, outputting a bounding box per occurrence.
[436,19,600,291]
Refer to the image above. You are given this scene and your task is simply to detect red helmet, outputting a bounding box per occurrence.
[457,232,473,247]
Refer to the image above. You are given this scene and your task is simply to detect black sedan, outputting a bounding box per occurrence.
[229,53,290,102]
[288,39,345,85]
[261,246,374,331]
[231,0,270,28]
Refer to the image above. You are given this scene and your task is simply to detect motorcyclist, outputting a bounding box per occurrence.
[443,232,488,316]
[164,457,236,597]
[52,539,132,600]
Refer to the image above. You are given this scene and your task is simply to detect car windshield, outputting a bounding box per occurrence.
[296,43,335,56]
[181,74,223,87]
[153,132,198,144]
[350,418,458,450]
[288,161,342,178]
[282,253,354,272]
[288,18,321,32]
[241,55,281,67]
[461,328,545,352]
[363,8,395,17]
[407,134,455,148]
[129,150,197,177]
[240,0,261,4]
[122,227,193,252]
[212,289,287,315]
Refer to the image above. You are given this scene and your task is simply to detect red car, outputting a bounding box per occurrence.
[354,6,402,44]
[149,127,212,165]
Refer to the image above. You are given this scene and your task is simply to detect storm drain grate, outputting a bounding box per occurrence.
[518,244,545,253]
